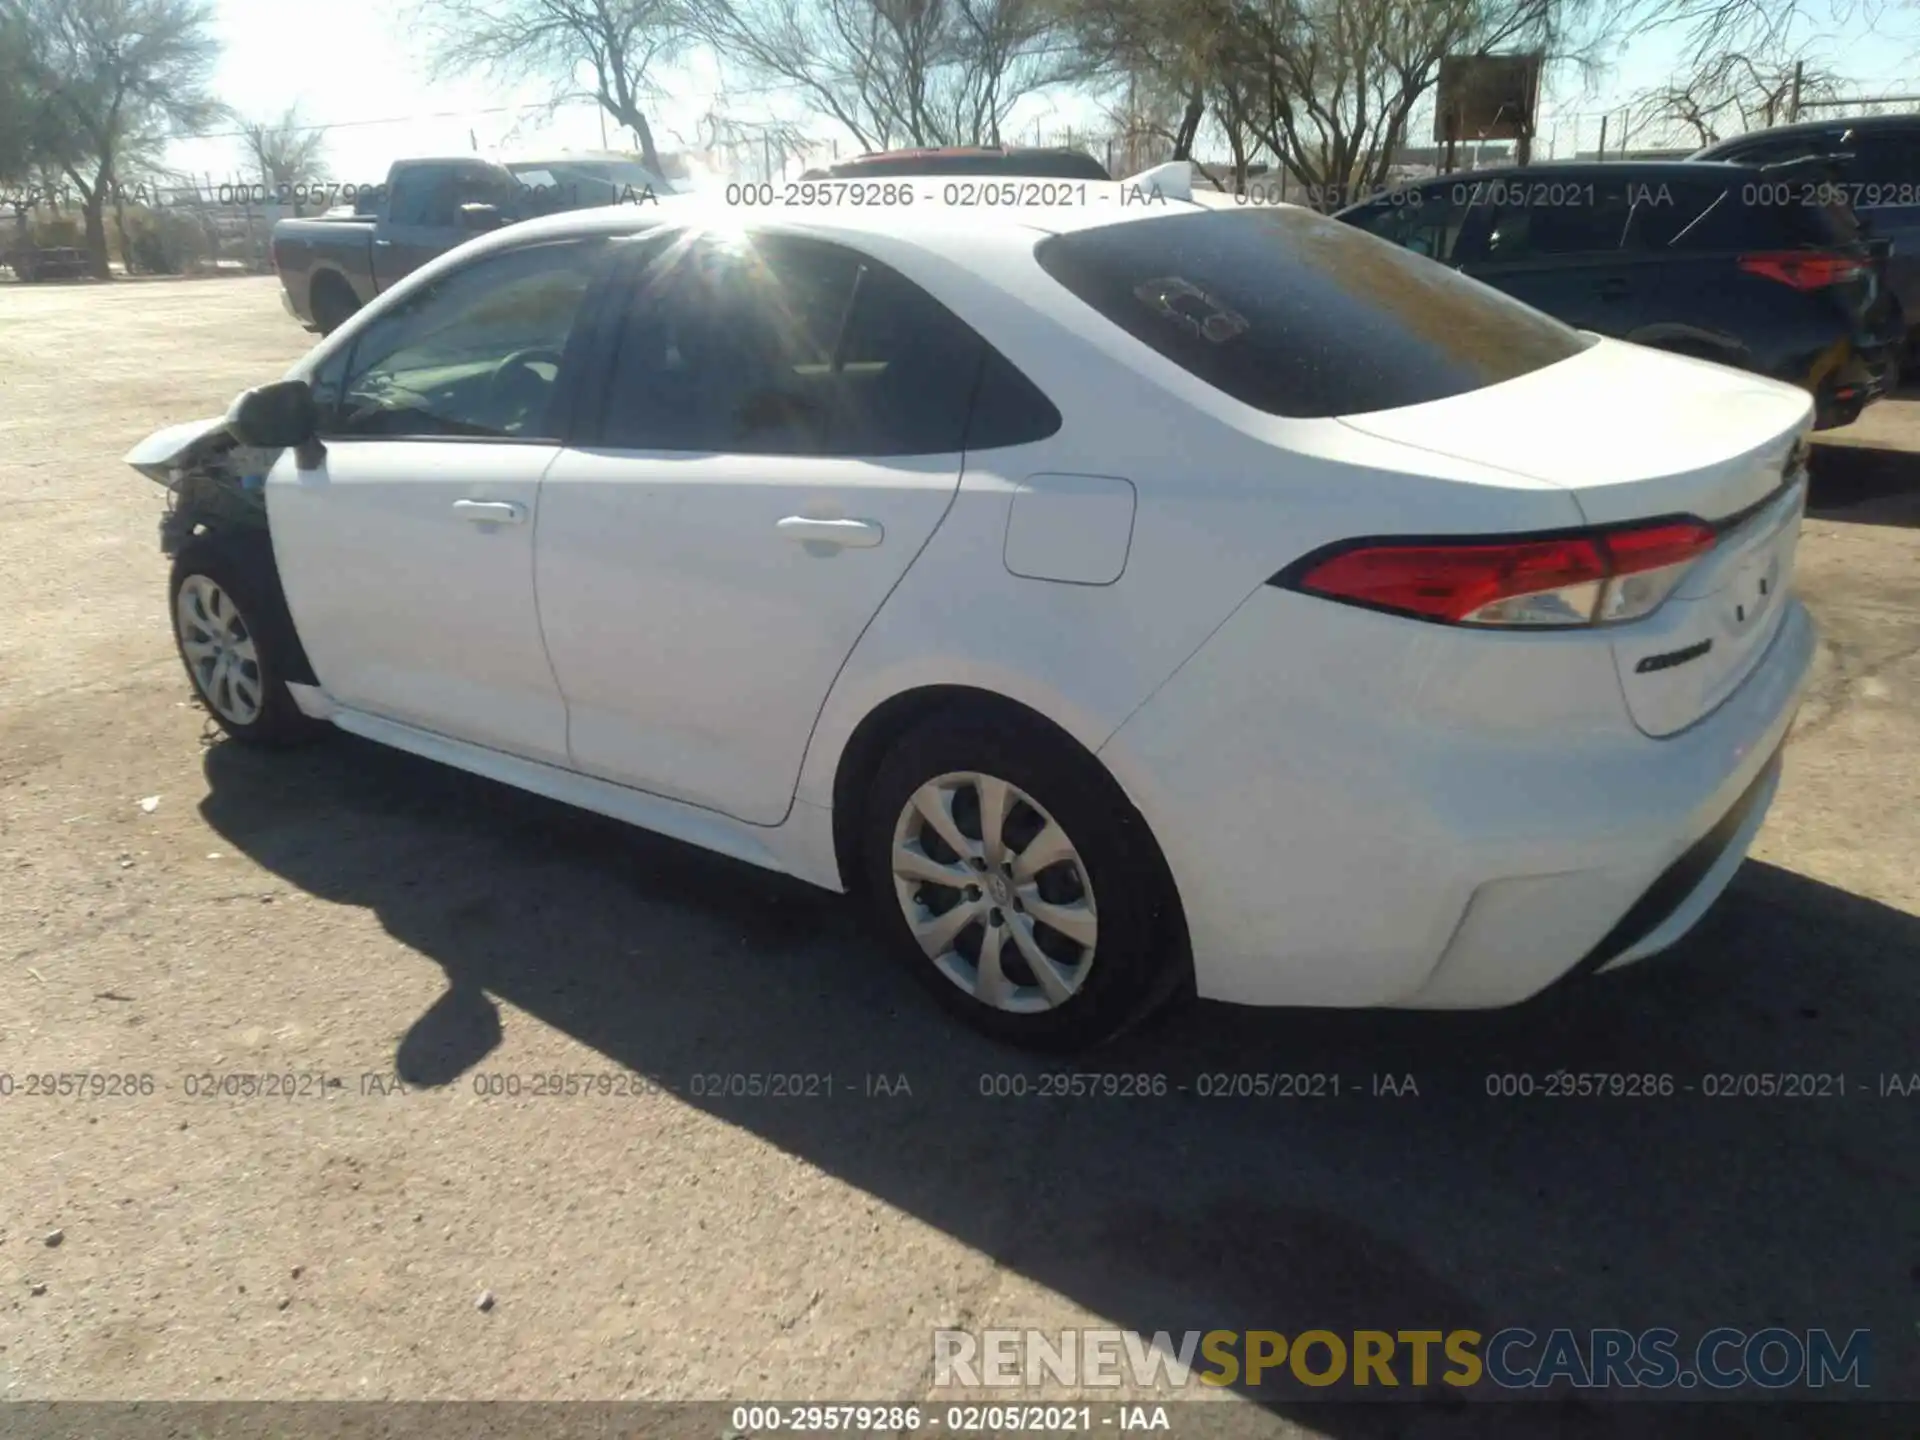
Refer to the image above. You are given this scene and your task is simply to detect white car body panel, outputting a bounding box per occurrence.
[534,448,964,824]
[137,177,1822,1015]
[267,440,571,765]
[124,416,229,477]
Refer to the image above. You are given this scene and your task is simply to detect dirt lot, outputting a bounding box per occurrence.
[1,278,1917,1429]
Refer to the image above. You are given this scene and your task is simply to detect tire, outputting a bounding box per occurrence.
[861,710,1187,1051]
[309,273,358,335]
[169,533,327,747]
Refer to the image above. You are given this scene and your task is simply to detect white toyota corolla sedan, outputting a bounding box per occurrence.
[127,166,1817,1050]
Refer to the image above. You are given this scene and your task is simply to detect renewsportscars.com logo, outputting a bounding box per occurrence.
[932,1327,1872,1392]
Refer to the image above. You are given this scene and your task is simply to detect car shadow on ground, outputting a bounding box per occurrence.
[1808,440,1920,528]
[197,734,1918,1434]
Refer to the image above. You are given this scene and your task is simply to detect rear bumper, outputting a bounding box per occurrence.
[1099,589,1817,1010]
[1813,357,1894,429]
[1394,600,1811,1008]
[1809,330,1900,429]
[1581,747,1782,976]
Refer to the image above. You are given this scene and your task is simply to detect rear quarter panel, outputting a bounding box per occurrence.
[791,225,1590,813]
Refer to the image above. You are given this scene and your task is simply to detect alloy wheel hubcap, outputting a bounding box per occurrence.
[890,771,1098,1014]
[176,575,264,726]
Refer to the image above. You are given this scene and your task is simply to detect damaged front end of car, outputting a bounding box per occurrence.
[125,382,318,556]
[124,418,280,556]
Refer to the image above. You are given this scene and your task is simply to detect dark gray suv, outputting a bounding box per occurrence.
[1694,114,1920,354]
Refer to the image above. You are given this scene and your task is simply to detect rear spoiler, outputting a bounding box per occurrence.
[1757,151,1856,181]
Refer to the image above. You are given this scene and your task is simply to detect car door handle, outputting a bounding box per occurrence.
[1596,277,1631,298]
[777,516,883,549]
[453,500,527,525]
[373,238,394,247]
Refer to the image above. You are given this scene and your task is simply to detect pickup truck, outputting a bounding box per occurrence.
[272,154,673,334]
[271,157,537,333]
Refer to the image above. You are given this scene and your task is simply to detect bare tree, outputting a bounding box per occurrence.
[1063,0,1605,210]
[690,0,1098,152]
[1652,0,1894,71]
[239,106,330,213]
[412,0,687,175]
[1630,48,1841,147]
[10,0,223,277]
[1063,0,1229,160]
[674,107,819,179]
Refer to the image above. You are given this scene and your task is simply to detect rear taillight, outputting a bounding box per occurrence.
[1279,519,1718,629]
[1737,251,1868,289]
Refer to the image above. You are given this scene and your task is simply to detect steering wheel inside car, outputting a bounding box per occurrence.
[484,347,566,435]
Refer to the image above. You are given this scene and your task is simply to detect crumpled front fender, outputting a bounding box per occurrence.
[123,416,231,485]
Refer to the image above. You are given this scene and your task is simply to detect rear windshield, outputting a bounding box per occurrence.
[1034,207,1594,419]
[1640,173,1861,250]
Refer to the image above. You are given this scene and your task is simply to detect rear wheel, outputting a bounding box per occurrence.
[309,272,359,335]
[861,711,1186,1050]
[169,535,326,746]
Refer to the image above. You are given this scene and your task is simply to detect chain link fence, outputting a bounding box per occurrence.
[3,175,330,282]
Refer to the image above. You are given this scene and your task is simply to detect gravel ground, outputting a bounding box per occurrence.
[1,277,1917,1434]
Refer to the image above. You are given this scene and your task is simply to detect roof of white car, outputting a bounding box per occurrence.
[495,163,1298,249]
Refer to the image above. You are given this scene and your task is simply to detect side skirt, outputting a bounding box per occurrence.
[285,687,847,894]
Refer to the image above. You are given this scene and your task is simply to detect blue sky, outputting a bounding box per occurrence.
[161,0,1920,186]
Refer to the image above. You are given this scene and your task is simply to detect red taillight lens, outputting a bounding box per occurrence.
[1286,520,1718,629]
[1737,251,1868,289]
[1291,537,1608,625]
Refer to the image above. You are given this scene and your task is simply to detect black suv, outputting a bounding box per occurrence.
[800,146,1112,181]
[1692,113,1920,353]
[1336,160,1902,429]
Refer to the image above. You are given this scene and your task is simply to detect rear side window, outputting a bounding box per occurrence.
[388,163,522,227]
[1473,178,1635,260]
[597,233,1042,455]
[1034,208,1593,420]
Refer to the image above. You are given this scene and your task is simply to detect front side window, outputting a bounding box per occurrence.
[598,233,1017,455]
[326,239,604,441]
[1035,207,1593,420]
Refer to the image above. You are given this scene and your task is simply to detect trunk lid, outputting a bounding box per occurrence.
[1336,338,1810,525]
[1338,338,1813,736]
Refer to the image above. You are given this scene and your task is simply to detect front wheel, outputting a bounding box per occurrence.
[169,535,327,746]
[862,712,1186,1051]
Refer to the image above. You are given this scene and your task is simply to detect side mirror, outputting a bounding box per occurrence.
[459,202,504,232]
[225,379,316,449]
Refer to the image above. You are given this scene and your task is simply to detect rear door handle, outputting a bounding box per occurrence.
[777,516,883,549]
[1596,276,1631,298]
[453,499,527,525]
